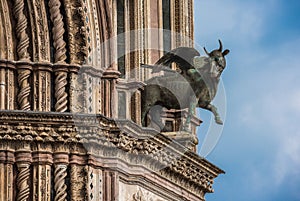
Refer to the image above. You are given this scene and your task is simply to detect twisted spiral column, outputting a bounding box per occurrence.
[13,0,32,111]
[13,0,30,60]
[17,68,31,110]
[49,0,67,63]
[16,163,31,201]
[54,164,68,201]
[54,70,68,112]
[49,0,69,112]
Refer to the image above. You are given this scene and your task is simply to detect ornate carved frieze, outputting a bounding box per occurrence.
[132,188,166,201]
[0,111,224,196]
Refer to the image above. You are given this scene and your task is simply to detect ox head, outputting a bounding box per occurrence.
[204,40,230,77]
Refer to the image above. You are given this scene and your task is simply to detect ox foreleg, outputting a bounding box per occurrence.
[183,102,196,131]
[205,104,223,125]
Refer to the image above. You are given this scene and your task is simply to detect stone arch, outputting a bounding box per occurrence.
[0,0,15,60]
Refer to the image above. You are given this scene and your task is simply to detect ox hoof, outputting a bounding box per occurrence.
[215,118,223,125]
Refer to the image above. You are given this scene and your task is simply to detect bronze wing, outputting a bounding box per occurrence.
[153,47,200,73]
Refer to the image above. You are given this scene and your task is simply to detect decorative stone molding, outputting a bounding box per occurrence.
[0,111,224,196]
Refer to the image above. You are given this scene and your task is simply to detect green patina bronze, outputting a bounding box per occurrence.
[141,40,230,131]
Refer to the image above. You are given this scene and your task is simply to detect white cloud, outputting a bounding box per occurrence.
[195,0,300,199]
[274,133,300,185]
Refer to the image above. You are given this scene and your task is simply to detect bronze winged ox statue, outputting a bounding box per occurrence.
[141,40,230,131]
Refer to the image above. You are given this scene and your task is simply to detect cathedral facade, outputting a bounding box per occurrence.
[0,0,224,200]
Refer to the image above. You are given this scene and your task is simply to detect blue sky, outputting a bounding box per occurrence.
[194,0,300,200]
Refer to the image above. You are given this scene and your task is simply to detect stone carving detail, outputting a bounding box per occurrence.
[13,0,32,111]
[132,188,165,201]
[17,163,31,201]
[17,67,31,111]
[49,0,67,63]
[54,164,68,201]
[0,111,223,196]
[70,165,87,201]
[69,71,84,113]
[49,0,69,112]
[13,0,30,60]
[26,0,50,61]
[54,70,68,112]
[63,0,87,64]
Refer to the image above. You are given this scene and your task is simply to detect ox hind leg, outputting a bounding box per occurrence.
[183,102,197,131]
[205,104,223,125]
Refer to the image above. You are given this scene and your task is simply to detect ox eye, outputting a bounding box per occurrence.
[214,58,219,61]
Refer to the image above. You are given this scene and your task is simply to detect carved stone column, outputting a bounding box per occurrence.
[103,170,118,201]
[102,71,120,118]
[69,152,87,201]
[0,142,15,201]
[15,144,32,201]
[32,63,52,111]
[49,0,69,113]
[53,149,69,201]
[69,65,80,113]
[16,62,32,111]
[0,64,6,110]
[32,144,53,201]
[53,64,69,112]
[13,0,32,111]
[87,166,103,201]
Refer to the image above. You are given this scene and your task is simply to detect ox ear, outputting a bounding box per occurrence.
[222,49,230,56]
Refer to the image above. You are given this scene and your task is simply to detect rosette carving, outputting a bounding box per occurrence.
[54,164,68,201]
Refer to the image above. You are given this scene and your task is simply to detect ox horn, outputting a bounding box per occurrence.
[218,39,223,51]
[203,47,210,56]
